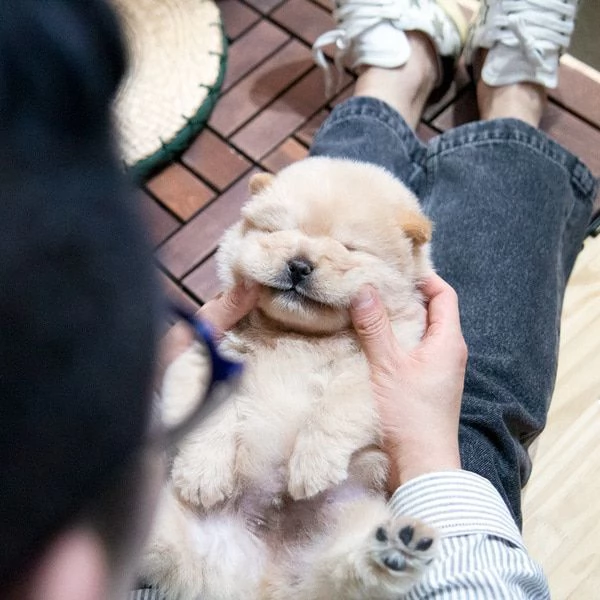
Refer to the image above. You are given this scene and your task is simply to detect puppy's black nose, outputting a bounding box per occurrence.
[287,258,314,285]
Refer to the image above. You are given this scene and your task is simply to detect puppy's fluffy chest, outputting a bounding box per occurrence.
[223,326,373,453]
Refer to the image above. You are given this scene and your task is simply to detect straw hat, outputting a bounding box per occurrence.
[111,0,226,180]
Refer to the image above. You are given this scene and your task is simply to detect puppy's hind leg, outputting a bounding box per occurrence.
[140,488,268,600]
[289,495,438,600]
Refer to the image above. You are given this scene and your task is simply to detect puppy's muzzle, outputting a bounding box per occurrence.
[287,257,314,286]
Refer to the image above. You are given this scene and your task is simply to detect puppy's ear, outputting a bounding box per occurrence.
[398,210,432,246]
[249,172,275,195]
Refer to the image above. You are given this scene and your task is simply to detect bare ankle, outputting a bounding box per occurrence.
[354,31,438,129]
[477,80,547,128]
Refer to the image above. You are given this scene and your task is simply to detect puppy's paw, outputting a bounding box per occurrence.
[287,434,349,500]
[370,517,438,579]
[172,445,236,509]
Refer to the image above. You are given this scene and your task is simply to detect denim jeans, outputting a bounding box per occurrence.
[310,97,597,528]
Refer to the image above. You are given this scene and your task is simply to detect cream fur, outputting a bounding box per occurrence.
[141,158,439,599]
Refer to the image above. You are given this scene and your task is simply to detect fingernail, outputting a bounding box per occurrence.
[351,287,374,310]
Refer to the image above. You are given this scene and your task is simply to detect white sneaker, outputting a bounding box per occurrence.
[466,0,580,89]
[312,0,468,96]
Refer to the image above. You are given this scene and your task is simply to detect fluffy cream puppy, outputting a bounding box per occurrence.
[141,157,438,600]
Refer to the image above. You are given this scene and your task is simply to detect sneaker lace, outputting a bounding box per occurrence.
[494,0,577,66]
[313,0,401,95]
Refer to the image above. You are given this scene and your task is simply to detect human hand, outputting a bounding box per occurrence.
[159,282,260,376]
[350,274,468,490]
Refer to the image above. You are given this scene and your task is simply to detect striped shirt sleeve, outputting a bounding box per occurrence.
[388,470,550,600]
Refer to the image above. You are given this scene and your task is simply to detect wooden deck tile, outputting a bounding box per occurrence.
[243,0,286,14]
[146,164,216,221]
[295,109,329,146]
[209,40,313,137]
[157,270,200,314]
[261,137,309,172]
[157,169,257,279]
[222,19,289,92]
[541,104,600,176]
[138,191,180,247]
[182,129,251,191]
[183,255,222,303]
[219,0,260,40]
[271,0,334,48]
[231,67,348,160]
[551,57,600,129]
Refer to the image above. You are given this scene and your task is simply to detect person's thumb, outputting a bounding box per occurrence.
[197,281,259,339]
[350,286,402,369]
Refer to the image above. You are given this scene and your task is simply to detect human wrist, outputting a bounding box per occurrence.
[390,440,461,487]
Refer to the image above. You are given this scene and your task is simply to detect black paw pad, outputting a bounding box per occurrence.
[375,527,388,542]
[382,555,406,572]
[416,537,434,552]
[398,525,414,546]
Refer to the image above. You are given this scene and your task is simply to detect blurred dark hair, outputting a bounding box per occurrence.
[0,0,159,586]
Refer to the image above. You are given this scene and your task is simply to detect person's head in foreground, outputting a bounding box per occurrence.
[0,1,161,598]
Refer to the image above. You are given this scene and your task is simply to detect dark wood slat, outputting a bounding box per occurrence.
[271,0,334,47]
[218,0,260,40]
[182,129,251,191]
[222,19,289,92]
[551,59,600,129]
[261,137,309,171]
[146,164,216,221]
[209,40,313,137]
[294,109,329,146]
[541,104,600,175]
[157,169,258,279]
[138,191,180,246]
[231,67,349,160]
[242,0,287,14]
[157,270,200,314]
[183,255,222,303]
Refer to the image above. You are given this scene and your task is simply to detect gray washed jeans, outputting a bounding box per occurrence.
[310,97,597,528]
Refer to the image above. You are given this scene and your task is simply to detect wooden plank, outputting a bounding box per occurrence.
[540,104,600,175]
[157,270,200,314]
[157,169,258,278]
[138,191,179,246]
[551,56,600,129]
[294,109,329,146]
[183,254,222,303]
[219,0,260,40]
[209,39,313,136]
[222,19,289,92]
[271,0,335,48]
[261,137,309,172]
[231,67,349,160]
[182,129,251,191]
[146,164,216,221]
[242,0,286,14]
